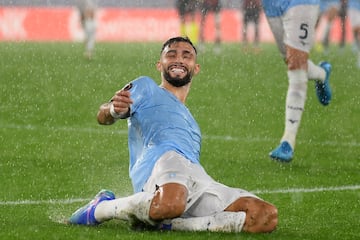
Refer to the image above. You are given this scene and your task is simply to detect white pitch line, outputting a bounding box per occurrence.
[250,185,360,194]
[0,198,89,206]
[2,123,360,147]
[1,185,359,206]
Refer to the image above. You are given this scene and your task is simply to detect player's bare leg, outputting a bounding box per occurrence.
[353,26,360,68]
[321,7,339,54]
[149,183,188,220]
[270,40,332,162]
[151,183,248,232]
[269,46,308,162]
[214,12,221,54]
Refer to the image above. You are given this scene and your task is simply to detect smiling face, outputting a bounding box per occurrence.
[157,40,200,87]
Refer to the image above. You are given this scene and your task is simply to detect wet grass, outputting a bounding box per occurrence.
[0,42,359,239]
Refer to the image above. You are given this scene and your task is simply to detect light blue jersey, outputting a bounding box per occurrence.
[319,0,341,13]
[348,0,360,11]
[262,0,320,17]
[126,76,201,193]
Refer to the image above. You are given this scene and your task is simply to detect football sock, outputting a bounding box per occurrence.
[94,191,156,225]
[163,211,246,232]
[322,21,331,48]
[180,23,186,36]
[281,70,308,149]
[215,13,221,43]
[354,30,360,50]
[84,19,96,54]
[187,21,199,45]
[307,60,326,82]
[242,23,248,44]
[254,24,259,45]
[354,31,360,67]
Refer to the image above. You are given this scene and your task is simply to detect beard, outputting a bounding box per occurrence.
[163,69,192,87]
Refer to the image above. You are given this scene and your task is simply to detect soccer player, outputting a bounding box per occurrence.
[348,0,360,68]
[76,0,97,59]
[241,0,262,51]
[317,0,342,54]
[68,37,278,233]
[338,0,348,50]
[176,0,199,44]
[262,0,333,162]
[198,0,222,53]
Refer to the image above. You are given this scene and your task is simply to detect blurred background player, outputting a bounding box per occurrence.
[176,0,199,44]
[76,0,97,59]
[338,0,348,50]
[262,0,333,162]
[198,0,222,53]
[316,0,342,54]
[348,0,360,68]
[241,0,262,52]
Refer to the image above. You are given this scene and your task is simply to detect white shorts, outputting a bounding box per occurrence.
[143,151,259,217]
[266,5,319,56]
[349,9,360,29]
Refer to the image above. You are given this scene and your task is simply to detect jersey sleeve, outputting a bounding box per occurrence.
[128,76,157,115]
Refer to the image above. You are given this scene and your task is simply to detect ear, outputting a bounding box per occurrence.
[193,63,201,76]
[156,61,162,72]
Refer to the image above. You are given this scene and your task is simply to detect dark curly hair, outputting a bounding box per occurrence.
[160,36,197,55]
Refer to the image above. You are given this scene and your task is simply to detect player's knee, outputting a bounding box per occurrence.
[264,204,278,232]
[241,199,278,233]
[286,46,308,70]
[150,199,186,220]
[253,203,278,233]
[149,183,187,220]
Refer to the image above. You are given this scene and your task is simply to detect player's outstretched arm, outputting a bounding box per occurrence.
[97,88,133,125]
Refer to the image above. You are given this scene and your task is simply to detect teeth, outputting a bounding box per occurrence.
[171,68,184,73]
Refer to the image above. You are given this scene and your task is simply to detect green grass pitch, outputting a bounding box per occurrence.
[0,41,359,240]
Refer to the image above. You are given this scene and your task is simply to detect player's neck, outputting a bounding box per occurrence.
[160,81,191,103]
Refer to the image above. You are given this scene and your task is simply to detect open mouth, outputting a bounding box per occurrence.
[169,65,186,74]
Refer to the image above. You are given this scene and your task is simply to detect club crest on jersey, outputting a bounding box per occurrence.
[168,172,176,178]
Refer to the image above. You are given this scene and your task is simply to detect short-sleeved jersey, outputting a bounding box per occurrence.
[262,0,319,17]
[126,76,201,193]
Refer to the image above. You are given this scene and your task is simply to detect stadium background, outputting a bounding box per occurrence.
[0,0,352,43]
